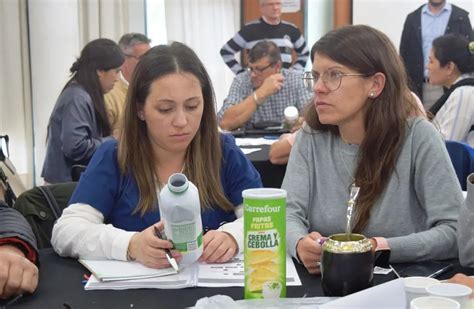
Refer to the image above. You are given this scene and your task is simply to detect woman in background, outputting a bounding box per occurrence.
[51,42,261,268]
[42,38,124,183]
[284,25,461,274]
[428,34,474,146]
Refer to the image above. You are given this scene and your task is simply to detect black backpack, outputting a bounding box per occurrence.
[13,182,77,249]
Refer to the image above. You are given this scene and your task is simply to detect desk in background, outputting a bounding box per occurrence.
[12,249,474,308]
[243,144,287,189]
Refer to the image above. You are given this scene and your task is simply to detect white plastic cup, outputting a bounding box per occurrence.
[404,276,440,306]
[410,296,460,309]
[426,283,472,309]
[284,106,299,125]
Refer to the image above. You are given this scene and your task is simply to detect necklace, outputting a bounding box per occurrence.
[338,138,356,185]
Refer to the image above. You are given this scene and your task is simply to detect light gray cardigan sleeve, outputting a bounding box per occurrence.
[386,120,461,262]
[283,132,313,260]
[459,174,474,267]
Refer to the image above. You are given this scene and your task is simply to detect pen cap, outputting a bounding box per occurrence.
[284,106,299,123]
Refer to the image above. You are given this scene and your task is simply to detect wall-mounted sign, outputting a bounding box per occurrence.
[282,0,300,13]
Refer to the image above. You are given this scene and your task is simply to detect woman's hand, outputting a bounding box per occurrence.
[448,273,474,299]
[199,231,238,263]
[296,232,324,274]
[127,221,181,269]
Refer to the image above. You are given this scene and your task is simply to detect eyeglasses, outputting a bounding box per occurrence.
[246,63,275,75]
[302,70,369,92]
[123,53,141,60]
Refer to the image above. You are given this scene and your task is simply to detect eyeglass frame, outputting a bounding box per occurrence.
[123,53,142,60]
[246,62,277,75]
[302,70,370,92]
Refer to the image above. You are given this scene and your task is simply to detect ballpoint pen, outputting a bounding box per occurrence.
[428,264,454,278]
[153,226,179,272]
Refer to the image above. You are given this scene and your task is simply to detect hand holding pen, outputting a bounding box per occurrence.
[127,222,181,270]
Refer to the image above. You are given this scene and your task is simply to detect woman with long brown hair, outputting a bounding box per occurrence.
[42,38,124,183]
[51,42,262,268]
[284,25,462,274]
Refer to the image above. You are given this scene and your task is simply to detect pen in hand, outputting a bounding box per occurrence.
[153,226,179,272]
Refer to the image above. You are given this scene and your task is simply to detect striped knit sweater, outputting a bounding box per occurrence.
[220,18,309,74]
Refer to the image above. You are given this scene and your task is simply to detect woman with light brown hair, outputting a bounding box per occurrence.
[284,25,462,274]
[51,42,262,268]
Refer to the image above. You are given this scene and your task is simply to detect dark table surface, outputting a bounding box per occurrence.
[10,249,474,309]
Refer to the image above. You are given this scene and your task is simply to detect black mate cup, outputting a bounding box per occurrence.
[320,233,374,296]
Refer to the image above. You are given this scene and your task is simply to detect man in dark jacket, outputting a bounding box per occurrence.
[0,201,39,299]
[400,0,472,108]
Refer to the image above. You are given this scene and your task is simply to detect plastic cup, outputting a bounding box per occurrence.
[426,283,472,309]
[410,296,460,309]
[404,276,440,306]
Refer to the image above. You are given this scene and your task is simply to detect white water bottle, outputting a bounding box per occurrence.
[159,173,203,265]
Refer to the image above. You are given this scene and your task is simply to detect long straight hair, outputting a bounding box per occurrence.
[306,25,421,232]
[63,38,124,136]
[118,42,234,215]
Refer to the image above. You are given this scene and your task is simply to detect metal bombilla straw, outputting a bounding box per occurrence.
[345,184,360,241]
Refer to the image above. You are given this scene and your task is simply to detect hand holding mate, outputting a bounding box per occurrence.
[296,231,324,274]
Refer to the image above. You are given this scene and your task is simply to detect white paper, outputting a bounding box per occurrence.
[241,148,261,155]
[282,0,300,13]
[84,254,302,290]
[197,254,302,287]
[79,259,177,282]
[85,264,196,290]
[320,278,406,309]
[236,138,277,146]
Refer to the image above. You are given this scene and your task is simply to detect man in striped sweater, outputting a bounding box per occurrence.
[220,0,309,74]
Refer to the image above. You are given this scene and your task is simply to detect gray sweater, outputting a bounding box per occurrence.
[41,84,104,183]
[459,174,474,267]
[283,118,462,263]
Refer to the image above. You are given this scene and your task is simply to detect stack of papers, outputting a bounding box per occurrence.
[81,254,301,290]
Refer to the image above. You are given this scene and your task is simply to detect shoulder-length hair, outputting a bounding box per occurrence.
[118,42,234,215]
[64,38,124,136]
[305,25,421,232]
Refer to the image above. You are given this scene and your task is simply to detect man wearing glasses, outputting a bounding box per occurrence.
[220,0,309,75]
[104,33,151,134]
[218,41,311,131]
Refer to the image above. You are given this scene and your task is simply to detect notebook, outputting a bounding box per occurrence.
[83,254,301,290]
[79,259,178,282]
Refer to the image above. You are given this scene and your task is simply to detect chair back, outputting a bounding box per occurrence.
[13,182,77,249]
[445,141,474,191]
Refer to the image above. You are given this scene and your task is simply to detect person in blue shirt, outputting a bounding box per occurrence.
[51,42,262,268]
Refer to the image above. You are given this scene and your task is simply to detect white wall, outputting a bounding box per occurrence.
[29,0,81,185]
[353,0,474,51]
[305,0,333,70]
[0,0,32,186]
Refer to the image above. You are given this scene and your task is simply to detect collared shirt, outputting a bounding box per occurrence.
[218,68,312,128]
[421,3,452,78]
[433,73,474,146]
